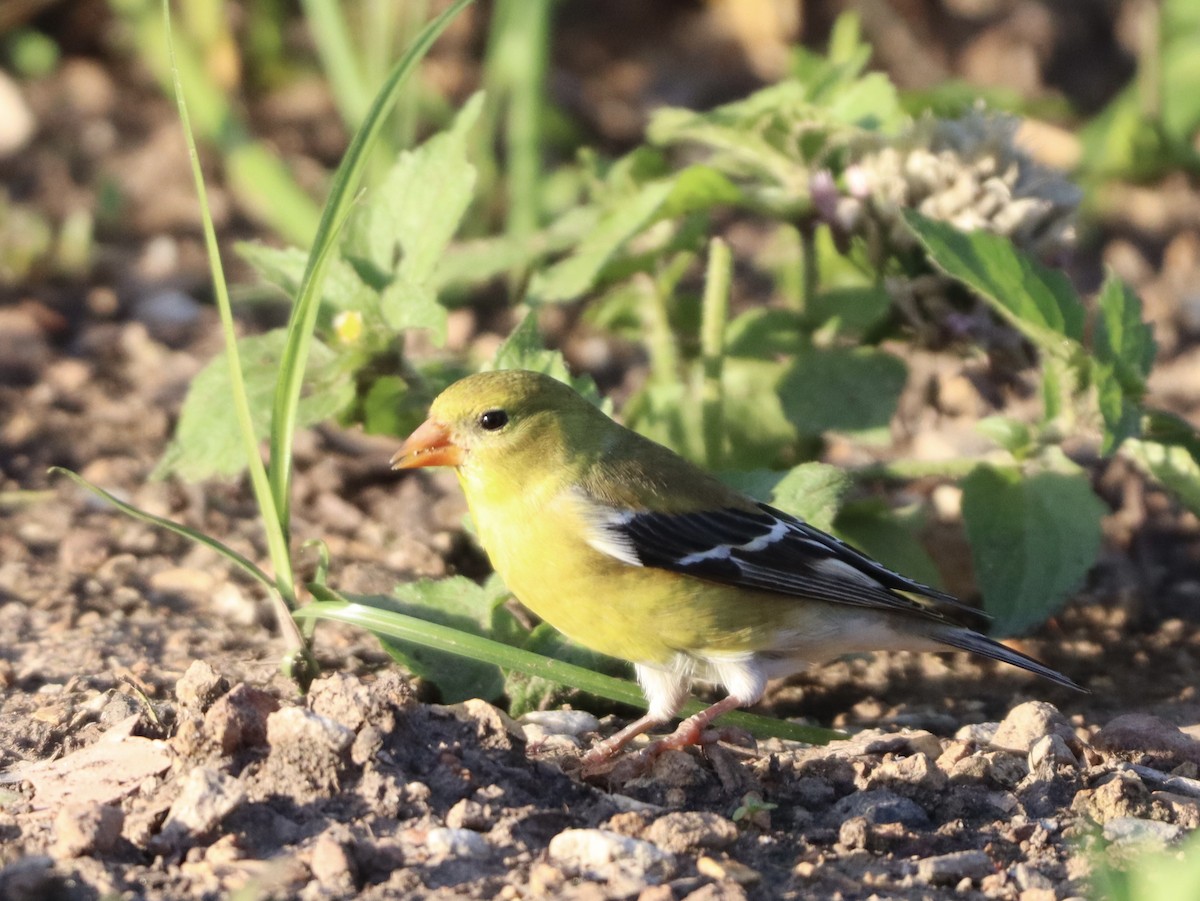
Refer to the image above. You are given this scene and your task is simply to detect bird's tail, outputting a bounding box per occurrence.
[935,627,1084,691]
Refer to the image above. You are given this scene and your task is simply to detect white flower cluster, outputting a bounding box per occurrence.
[814,110,1082,266]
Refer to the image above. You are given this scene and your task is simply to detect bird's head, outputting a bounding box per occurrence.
[391,369,601,475]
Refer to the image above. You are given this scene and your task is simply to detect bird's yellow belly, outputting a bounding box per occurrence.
[467,489,784,665]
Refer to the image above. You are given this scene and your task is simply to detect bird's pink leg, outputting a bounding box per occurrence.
[580,712,667,766]
[580,695,747,769]
[641,695,745,757]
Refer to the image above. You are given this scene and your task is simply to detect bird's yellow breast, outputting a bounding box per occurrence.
[457,467,791,665]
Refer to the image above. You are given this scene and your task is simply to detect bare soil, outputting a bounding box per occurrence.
[3,2,1200,899]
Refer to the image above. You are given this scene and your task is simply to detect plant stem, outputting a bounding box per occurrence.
[699,238,732,469]
[800,223,818,313]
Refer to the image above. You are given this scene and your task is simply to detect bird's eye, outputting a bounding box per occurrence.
[478,409,508,431]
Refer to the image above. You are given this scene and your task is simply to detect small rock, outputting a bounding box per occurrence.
[0,72,34,157]
[548,829,677,883]
[203,684,279,754]
[1012,862,1053,891]
[446,798,494,831]
[1093,714,1200,767]
[868,753,948,797]
[160,767,245,840]
[831,789,928,827]
[426,827,490,860]
[519,709,601,737]
[308,673,370,732]
[1072,772,1153,823]
[1102,816,1184,848]
[644,811,738,853]
[992,701,1074,754]
[309,834,357,892]
[1152,791,1200,829]
[148,566,215,599]
[682,881,751,901]
[792,776,835,808]
[955,722,999,744]
[695,854,760,885]
[133,289,202,345]
[0,856,64,901]
[1019,889,1057,901]
[646,749,707,787]
[267,706,354,754]
[52,803,123,858]
[837,817,871,851]
[917,849,993,886]
[175,661,230,712]
[949,751,1028,788]
[1028,733,1078,778]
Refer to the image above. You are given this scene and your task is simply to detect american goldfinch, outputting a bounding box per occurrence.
[392,369,1078,763]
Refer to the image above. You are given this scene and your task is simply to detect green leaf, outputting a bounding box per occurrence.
[528,179,676,303]
[721,358,802,467]
[961,451,1104,634]
[488,312,604,406]
[236,242,378,315]
[372,576,517,703]
[975,416,1035,458]
[344,93,483,342]
[1093,274,1156,453]
[157,330,354,481]
[1124,438,1200,518]
[720,463,849,532]
[905,211,1087,348]
[777,345,907,441]
[834,499,944,590]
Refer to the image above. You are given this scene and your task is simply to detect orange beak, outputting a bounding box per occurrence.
[390,419,464,469]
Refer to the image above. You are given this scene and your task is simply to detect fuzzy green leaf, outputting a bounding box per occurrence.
[157,330,354,481]
[778,345,907,441]
[1093,274,1156,453]
[961,452,1104,634]
[905,211,1086,348]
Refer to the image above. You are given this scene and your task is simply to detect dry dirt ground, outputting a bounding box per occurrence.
[5,2,1200,899]
[2,309,1200,900]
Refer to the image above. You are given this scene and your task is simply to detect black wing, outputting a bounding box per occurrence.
[593,500,988,627]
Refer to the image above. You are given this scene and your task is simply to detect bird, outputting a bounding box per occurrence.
[391,369,1080,764]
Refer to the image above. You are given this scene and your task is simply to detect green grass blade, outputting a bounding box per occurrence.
[268,0,475,536]
[50,467,273,589]
[295,595,845,745]
[163,0,303,654]
[299,0,371,128]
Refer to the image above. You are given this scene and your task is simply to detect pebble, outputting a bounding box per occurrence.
[916,849,993,885]
[308,673,370,733]
[0,72,34,157]
[1072,771,1153,822]
[992,701,1074,754]
[160,767,245,839]
[955,722,999,744]
[1027,734,1078,778]
[267,707,354,754]
[867,752,948,796]
[425,827,490,860]
[175,660,229,712]
[548,829,677,883]
[518,709,601,737]
[202,684,279,754]
[1101,816,1184,848]
[831,789,929,827]
[445,798,494,831]
[309,833,357,891]
[52,803,124,858]
[695,854,760,885]
[1093,713,1200,767]
[644,811,738,853]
